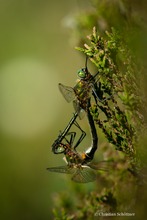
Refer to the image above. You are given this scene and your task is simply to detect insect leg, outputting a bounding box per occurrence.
[63,131,76,147]
[73,120,86,150]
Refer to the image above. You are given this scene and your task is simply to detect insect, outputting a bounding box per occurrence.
[59,56,104,119]
[52,57,107,154]
[48,99,102,183]
[47,144,108,183]
[52,112,86,154]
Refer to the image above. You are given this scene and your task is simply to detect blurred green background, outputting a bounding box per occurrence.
[0,1,93,219]
[0,0,147,219]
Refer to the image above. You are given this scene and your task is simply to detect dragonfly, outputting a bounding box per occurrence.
[47,144,109,183]
[59,56,104,119]
[52,112,86,154]
[48,99,101,183]
[52,57,106,154]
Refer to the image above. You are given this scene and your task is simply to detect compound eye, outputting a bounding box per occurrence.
[55,145,65,154]
[77,68,86,79]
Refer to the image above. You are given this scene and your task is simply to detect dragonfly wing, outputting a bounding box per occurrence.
[71,166,96,183]
[73,100,85,119]
[58,83,75,102]
[47,165,74,174]
[88,160,112,171]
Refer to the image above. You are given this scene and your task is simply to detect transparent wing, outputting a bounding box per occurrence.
[73,100,85,119]
[47,165,74,174]
[58,83,75,103]
[71,166,96,183]
[88,160,112,171]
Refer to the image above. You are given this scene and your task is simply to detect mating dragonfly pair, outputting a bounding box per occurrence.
[47,57,109,183]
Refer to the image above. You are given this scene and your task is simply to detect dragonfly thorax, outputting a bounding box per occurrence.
[74,81,92,104]
[64,147,84,165]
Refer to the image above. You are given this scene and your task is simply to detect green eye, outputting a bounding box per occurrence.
[77,69,86,78]
[55,146,65,153]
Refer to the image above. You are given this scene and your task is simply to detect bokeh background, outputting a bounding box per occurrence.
[0,0,147,219]
[0,1,93,219]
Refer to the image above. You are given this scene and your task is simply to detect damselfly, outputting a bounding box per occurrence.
[52,112,86,154]
[48,99,100,183]
[59,56,104,119]
[47,145,108,183]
